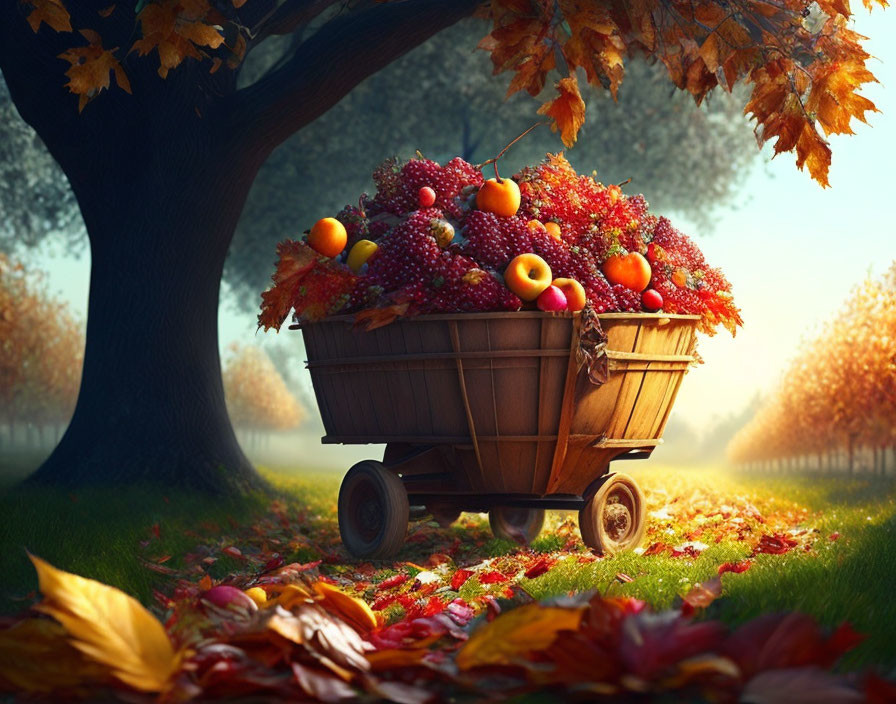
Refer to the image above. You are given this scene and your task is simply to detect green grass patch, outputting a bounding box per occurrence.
[2,459,894,669]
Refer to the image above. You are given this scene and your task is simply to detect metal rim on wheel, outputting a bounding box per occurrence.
[579,473,645,554]
[338,460,409,559]
[489,506,545,545]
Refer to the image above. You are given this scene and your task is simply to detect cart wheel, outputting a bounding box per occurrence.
[489,507,545,545]
[338,460,409,559]
[427,504,462,528]
[579,473,645,554]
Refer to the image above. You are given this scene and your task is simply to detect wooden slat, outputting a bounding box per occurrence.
[450,321,484,484]
[545,320,581,494]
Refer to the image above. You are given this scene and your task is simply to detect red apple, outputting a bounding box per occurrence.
[537,285,568,312]
[201,585,257,611]
[642,288,663,311]
[418,186,436,208]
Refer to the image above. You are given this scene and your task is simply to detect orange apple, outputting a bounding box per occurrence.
[602,252,651,292]
[476,177,521,217]
[308,217,347,258]
[505,253,552,301]
[544,221,562,241]
[552,277,587,312]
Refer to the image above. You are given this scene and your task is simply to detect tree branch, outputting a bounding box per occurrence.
[230,0,480,153]
[250,0,342,44]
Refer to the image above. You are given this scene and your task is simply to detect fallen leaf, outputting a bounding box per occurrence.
[312,581,378,633]
[456,603,584,670]
[741,666,863,703]
[28,554,181,692]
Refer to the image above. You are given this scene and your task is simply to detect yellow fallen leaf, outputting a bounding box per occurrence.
[456,603,585,670]
[312,581,378,633]
[29,554,181,692]
[245,586,268,607]
[0,618,108,693]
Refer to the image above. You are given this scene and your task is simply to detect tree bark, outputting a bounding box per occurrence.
[1,0,478,495]
[26,143,266,495]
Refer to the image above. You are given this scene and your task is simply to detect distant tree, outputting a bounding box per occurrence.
[0,254,83,447]
[728,267,896,473]
[222,344,304,443]
[0,81,82,254]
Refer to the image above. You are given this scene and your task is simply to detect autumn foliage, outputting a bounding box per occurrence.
[222,343,304,433]
[20,0,886,186]
[728,264,896,471]
[0,254,83,440]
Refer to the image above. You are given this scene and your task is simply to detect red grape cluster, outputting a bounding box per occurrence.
[317,153,740,334]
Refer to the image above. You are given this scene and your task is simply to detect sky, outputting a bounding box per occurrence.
[27,9,896,467]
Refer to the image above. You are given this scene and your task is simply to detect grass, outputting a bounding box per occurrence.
[2,458,894,669]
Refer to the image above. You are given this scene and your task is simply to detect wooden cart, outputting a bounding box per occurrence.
[296,311,699,558]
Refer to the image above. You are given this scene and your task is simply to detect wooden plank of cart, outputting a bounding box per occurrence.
[293,310,699,559]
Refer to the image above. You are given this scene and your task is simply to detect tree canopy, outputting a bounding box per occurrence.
[225,18,759,308]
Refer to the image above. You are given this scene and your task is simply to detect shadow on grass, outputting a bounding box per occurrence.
[0,476,273,615]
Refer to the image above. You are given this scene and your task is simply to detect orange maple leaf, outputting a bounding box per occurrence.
[257,240,317,332]
[538,75,586,148]
[131,0,225,78]
[58,31,131,112]
[25,0,72,33]
[806,59,878,137]
[354,303,410,331]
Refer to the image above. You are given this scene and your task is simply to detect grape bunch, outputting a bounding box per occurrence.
[269,152,741,336]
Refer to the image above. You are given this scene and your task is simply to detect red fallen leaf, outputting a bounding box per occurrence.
[524,556,557,579]
[866,671,896,704]
[741,666,863,703]
[376,574,409,591]
[643,542,672,556]
[151,523,160,540]
[681,577,723,616]
[829,532,841,541]
[722,613,861,678]
[155,555,172,564]
[371,593,400,611]
[753,533,799,556]
[222,546,244,559]
[423,596,445,617]
[261,555,284,572]
[427,553,452,567]
[478,570,509,584]
[824,623,866,665]
[718,560,752,575]
[199,574,213,591]
[450,569,474,591]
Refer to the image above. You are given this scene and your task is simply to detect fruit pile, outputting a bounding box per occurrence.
[259,153,741,336]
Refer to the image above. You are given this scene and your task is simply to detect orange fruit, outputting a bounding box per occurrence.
[505,253,552,301]
[308,217,347,258]
[602,252,652,292]
[544,222,562,240]
[476,178,521,218]
[552,277,587,312]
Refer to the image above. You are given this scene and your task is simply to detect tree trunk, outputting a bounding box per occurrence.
[26,146,265,495]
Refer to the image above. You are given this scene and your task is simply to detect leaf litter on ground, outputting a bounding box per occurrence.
[1,469,893,701]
